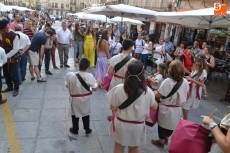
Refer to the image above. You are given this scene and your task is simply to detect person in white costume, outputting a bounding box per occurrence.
[65,58,100,135]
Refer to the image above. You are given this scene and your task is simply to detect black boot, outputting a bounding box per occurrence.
[0,95,7,105]
[82,115,92,135]
[70,115,79,135]
[2,87,13,93]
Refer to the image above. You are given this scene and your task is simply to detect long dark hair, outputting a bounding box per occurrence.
[124,60,147,98]
[98,29,108,48]
[85,25,94,37]
[74,23,80,35]
[108,28,114,40]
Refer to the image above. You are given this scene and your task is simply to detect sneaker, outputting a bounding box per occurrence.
[86,128,92,136]
[64,64,70,68]
[53,66,59,69]
[60,65,63,68]
[0,99,7,105]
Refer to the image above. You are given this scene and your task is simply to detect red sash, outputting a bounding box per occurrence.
[70,93,91,97]
[187,81,201,100]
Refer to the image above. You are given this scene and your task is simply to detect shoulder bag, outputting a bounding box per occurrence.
[146,79,184,127]
[103,55,132,91]
[76,73,92,94]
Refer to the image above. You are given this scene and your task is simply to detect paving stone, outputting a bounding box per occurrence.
[34,138,67,153]
[93,120,110,136]
[40,109,66,122]
[38,122,66,138]
[43,98,68,109]
[69,136,102,153]
[44,91,68,99]
[25,83,45,90]
[17,98,43,109]
[0,123,6,140]
[0,140,10,153]
[91,109,111,121]
[45,84,65,91]
[20,139,36,153]
[21,90,44,99]
[13,109,40,122]
[0,122,39,139]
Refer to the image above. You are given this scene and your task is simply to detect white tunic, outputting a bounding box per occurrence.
[182,69,207,110]
[107,84,155,146]
[109,54,135,90]
[134,39,144,54]
[150,73,163,90]
[65,71,96,117]
[157,78,189,130]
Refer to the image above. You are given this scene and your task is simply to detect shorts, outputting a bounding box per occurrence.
[28,50,39,66]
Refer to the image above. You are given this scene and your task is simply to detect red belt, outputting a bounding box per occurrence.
[162,104,180,108]
[117,117,144,124]
[70,93,91,97]
[114,74,124,79]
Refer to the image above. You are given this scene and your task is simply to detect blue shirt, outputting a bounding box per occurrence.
[164,42,174,54]
[30,32,47,52]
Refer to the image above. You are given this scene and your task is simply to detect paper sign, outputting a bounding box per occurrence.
[214,3,227,16]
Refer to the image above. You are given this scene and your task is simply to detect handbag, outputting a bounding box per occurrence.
[169,119,211,153]
[76,73,92,94]
[145,79,184,127]
[103,55,132,91]
[110,42,118,56]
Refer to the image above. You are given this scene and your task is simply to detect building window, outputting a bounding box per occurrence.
[56,11,58,15]
[61,3,64,8]
[55,3,58,8]
[66,4,69,7]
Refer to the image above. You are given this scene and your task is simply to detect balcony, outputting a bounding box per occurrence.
[61,6,64,8]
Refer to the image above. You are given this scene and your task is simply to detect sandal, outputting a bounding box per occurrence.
[202,93,208,99]
[151,140,164,149]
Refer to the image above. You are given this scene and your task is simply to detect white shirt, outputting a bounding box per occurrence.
[108,36,115,47]
[142,41,152,54]
[111,42,122,55]
[8,13,13,20]
[135,39,145,53]
[154,44,164,59]
[56,28,73,44]
[15,31,31,50]
[0,47,7,67]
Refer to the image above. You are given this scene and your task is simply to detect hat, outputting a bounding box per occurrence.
[0,19,9,30]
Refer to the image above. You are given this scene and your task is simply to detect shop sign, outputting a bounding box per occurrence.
[214,3,227,16]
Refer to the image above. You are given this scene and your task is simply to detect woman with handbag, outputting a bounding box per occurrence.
[202,113,230,153]
[141,34,153,70]
[134,33,144,60]
[108,60,158,153]
[151,60,189,149]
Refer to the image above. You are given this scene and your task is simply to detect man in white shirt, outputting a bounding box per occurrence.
[56,22,73,68]
[0,19,21,97]
[0,47,7,105]
[15,25,31,84]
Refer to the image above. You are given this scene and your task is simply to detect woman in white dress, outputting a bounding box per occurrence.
[151,60,189,149]
[202,113,230,153]
[183,53,208,120]
[134,33,144,60]
[153,38,165,61]
[107,28,115,57]
[108,60,158,153]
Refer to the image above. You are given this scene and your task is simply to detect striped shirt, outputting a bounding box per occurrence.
[23,28,34,40]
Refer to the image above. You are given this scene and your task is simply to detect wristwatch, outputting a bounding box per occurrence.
[209,123,217,130]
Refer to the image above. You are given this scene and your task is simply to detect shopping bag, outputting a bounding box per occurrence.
[103,74,113,91]
[169,119,211,153]
[145,108,158,127]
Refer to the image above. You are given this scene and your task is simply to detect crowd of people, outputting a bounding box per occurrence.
[0,11,230,153]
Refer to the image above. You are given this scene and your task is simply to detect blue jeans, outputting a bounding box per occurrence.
[18,53,27,82]
[74,40,83,61]
[141,54,148,70]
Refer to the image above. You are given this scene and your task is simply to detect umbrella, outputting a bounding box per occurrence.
[74,12,111,23]
[0,3,12,12]
[8,6,34,11]
[85,4,157,22]
[110,16,144,25]
[156,8,230,28]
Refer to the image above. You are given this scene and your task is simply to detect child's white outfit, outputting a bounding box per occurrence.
[182,69,207,110]
[150,73,163,90]
[65,71,97,117]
